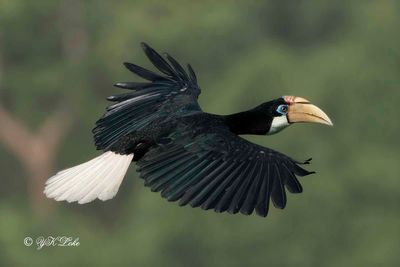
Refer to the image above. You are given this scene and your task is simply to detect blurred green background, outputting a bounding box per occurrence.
[0,1,399,266]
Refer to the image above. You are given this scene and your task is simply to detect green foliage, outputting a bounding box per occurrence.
[0,1,399,266]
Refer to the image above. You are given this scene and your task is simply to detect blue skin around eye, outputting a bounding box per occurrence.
[276,105,288,115]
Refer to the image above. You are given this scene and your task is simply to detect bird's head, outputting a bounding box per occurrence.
[256,96,333,135]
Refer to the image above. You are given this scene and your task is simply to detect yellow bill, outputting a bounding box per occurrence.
[284,96,333,126]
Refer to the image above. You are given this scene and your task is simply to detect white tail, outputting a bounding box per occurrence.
[44,152,133,204]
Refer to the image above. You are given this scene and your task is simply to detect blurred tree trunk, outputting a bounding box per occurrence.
[0,1,88,217]
[0,106,72,215]
[0,40,72,215]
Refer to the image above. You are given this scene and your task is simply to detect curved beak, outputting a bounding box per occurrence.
[284,96,333,126]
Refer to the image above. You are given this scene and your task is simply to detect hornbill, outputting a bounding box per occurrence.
[44,43,333,217]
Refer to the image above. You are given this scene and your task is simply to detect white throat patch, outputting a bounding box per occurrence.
[268,116,290,135]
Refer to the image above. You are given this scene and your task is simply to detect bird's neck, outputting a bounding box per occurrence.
[223,109,271,135]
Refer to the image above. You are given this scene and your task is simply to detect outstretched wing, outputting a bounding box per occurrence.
[136,124,314,217]
[93,43,201,150]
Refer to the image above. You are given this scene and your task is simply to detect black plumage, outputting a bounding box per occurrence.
[92,42,320,217]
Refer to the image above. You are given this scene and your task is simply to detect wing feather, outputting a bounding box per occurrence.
[93,43,201,150]
[255,163,271,217]
[137,124,314,217]
[241,160,264,215]
[271,164,287,209]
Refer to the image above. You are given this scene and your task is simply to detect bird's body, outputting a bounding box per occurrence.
[108,110,273,158]
[44,43,332,217]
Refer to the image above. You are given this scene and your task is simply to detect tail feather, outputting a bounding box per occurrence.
[44,152,133,204]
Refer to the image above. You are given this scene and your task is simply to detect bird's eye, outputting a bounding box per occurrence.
[276,104,288,115]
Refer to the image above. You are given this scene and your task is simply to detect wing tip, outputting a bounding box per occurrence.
[140,41,149,50]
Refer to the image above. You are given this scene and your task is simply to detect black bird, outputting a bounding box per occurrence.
[44,43,332,217]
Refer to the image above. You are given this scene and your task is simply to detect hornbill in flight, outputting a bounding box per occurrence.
[44,43,333,217]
